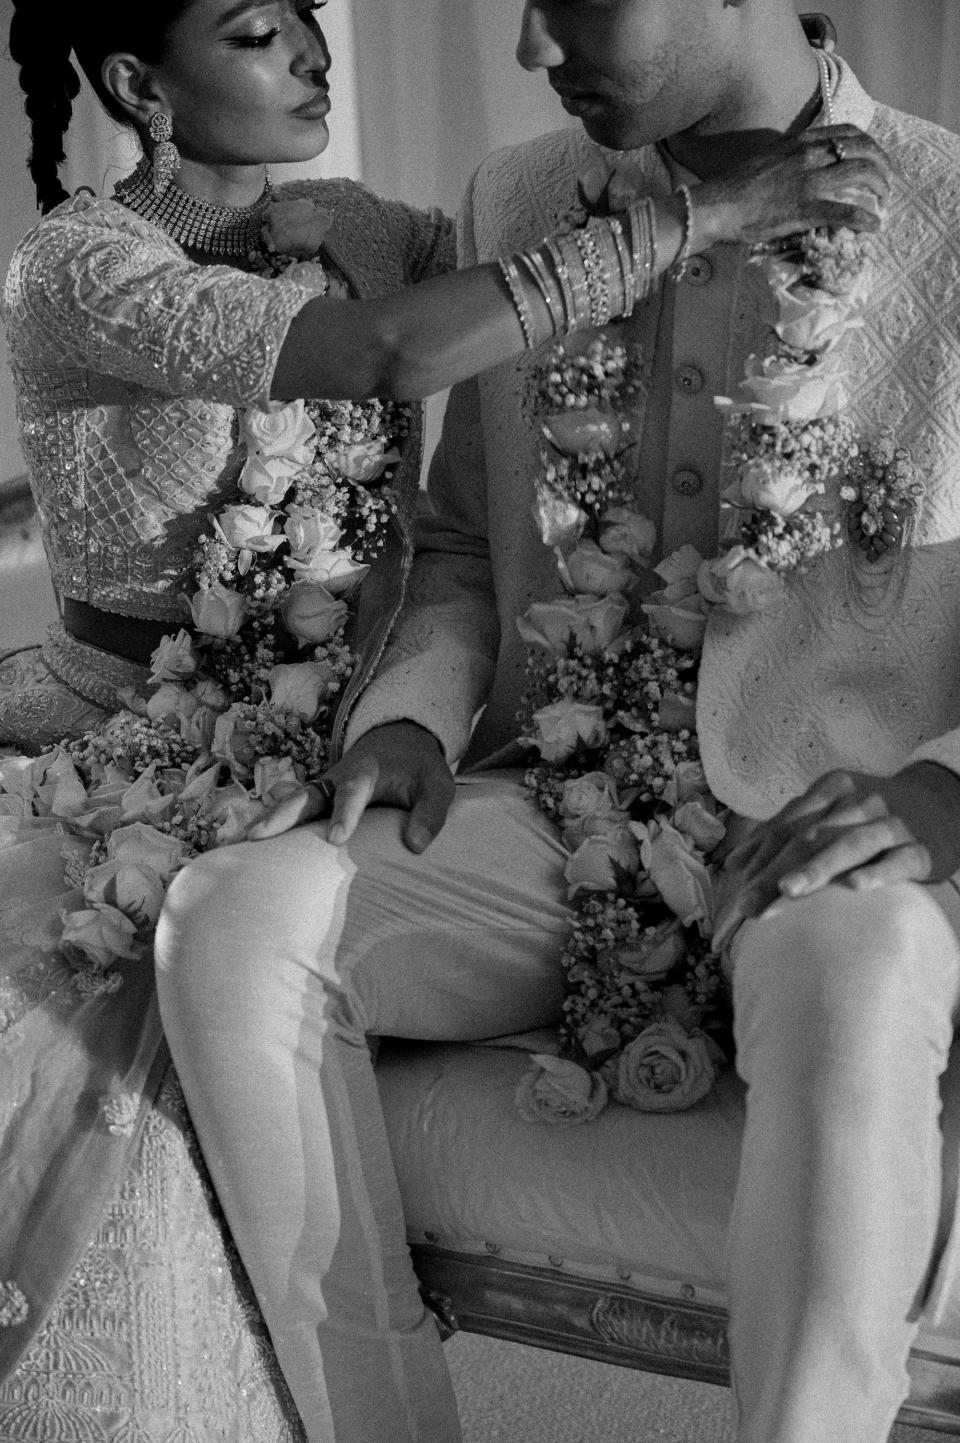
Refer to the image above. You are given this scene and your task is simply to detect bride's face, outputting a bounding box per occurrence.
[149,0,333,165]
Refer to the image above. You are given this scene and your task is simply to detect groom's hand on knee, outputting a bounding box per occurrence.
[247,721,454,852]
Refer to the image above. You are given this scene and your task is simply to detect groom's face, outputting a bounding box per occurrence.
[517,0,734,150]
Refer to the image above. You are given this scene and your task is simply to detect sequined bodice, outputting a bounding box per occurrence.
[2,179,453,621]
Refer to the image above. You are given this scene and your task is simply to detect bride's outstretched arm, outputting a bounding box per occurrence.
[272,124,890,402]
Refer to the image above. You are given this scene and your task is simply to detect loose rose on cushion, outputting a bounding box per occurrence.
[148,629,198,686]
[261,199,335,259]
[597,505,656,564]
[238,452,303,507]
[179,702,219,752]
[332,440,401,484]
[118,770,178,827]
[267,660,333,722]
[515,1054,609,1126]
[613,1019,717,1112]
[146,681,195,727]
[531,482,587,547]
[517,592,628,657]
[189,583,248,638]
[563,539,635,596]
[60,903,143,969]
[242,399,316,462]
[286,549,370,595]
[283,505,343,559]
[281,581,350,645]
[529,699,607,764]
[697,548,784,615]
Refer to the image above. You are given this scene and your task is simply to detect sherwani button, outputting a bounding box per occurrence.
[684,255,713,286]
[674,364,704,394]
[671,468,703,496]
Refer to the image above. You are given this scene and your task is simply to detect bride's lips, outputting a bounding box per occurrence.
[293,90,331,120]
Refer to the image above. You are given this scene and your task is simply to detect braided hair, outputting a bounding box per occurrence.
[8,1,190,214]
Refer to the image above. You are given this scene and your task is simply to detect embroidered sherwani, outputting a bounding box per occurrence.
[0,179,453,1441]
[346,59,960,817]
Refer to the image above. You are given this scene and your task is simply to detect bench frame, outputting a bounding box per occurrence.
[411,1243,960,1435]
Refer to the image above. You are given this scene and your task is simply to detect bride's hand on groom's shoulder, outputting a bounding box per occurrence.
[246,721,455,854]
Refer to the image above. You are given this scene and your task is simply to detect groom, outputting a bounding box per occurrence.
[161,4,960,1440]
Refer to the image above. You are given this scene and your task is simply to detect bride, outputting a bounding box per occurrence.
[0,0,889,1439]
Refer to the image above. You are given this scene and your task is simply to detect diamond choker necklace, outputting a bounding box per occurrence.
[113,157,271,259]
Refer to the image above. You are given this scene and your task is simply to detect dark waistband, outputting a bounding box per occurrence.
[62,598,188,667]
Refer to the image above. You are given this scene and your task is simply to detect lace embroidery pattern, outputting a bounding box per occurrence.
[0,1069,305,1442]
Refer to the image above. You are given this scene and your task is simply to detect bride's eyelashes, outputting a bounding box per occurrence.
[228,0,328,49]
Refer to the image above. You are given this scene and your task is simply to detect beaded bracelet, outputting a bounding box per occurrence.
[498,256,537,348]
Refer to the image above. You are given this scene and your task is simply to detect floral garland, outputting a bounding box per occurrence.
[0,196,410,989]
[515,226,922,1125]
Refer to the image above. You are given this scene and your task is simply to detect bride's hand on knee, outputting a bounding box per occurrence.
[247,720,455,853]
[719,763,960,919]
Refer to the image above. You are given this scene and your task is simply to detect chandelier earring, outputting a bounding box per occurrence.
[148,112,181,197]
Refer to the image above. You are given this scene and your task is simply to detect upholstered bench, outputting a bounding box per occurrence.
[376,1039,960,1434]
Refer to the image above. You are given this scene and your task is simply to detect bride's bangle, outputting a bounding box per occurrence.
[498,197,662,341]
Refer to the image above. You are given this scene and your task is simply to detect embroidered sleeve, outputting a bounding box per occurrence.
[6,211,314,409]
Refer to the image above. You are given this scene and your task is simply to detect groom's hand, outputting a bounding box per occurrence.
[247,720,455,853]
[716,762,960,936]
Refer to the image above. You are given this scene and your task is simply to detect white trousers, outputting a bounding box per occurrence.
[154,774,960,1443]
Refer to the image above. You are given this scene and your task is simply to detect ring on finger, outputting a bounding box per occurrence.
[830,137,846,163]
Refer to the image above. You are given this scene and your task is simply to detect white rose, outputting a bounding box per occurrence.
[615,919,687,982]
[146,681,190,725]
[515,1054,609,1126]
[564,829,640,897]
[540,408,627,457]
[280,582,350,644]
[564,539,635,596]
[597,506,657,564]
[267,660,332,722]
[517,593,628,657]
[529,699,607,764]
[212,705,258,778]
[560,771,621,824]
[697,549,784,616]
[643,598,708,653]
[242,400,316,461]
[674,799,727,853]
[331,440,401,483]
[107,822,189,881]
[193,677,230,711]
[189,583,248,638]
[283,505,343,559]
[214,504,283,557]
[83,859,167,929]
[613,1020,718,1112]
[238,452,303,506]
[253,755,303,806]
[61,904,143,969]
[531,483,587,548]
[117,770,177,826]
[179,703,219,752]
[286,549,370,595]
[148,629,198,686]
[737,352,847,422]
[211,795,269,846]
[732,455,820,516]
[633,819,714,931]
[766,261,864,353]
